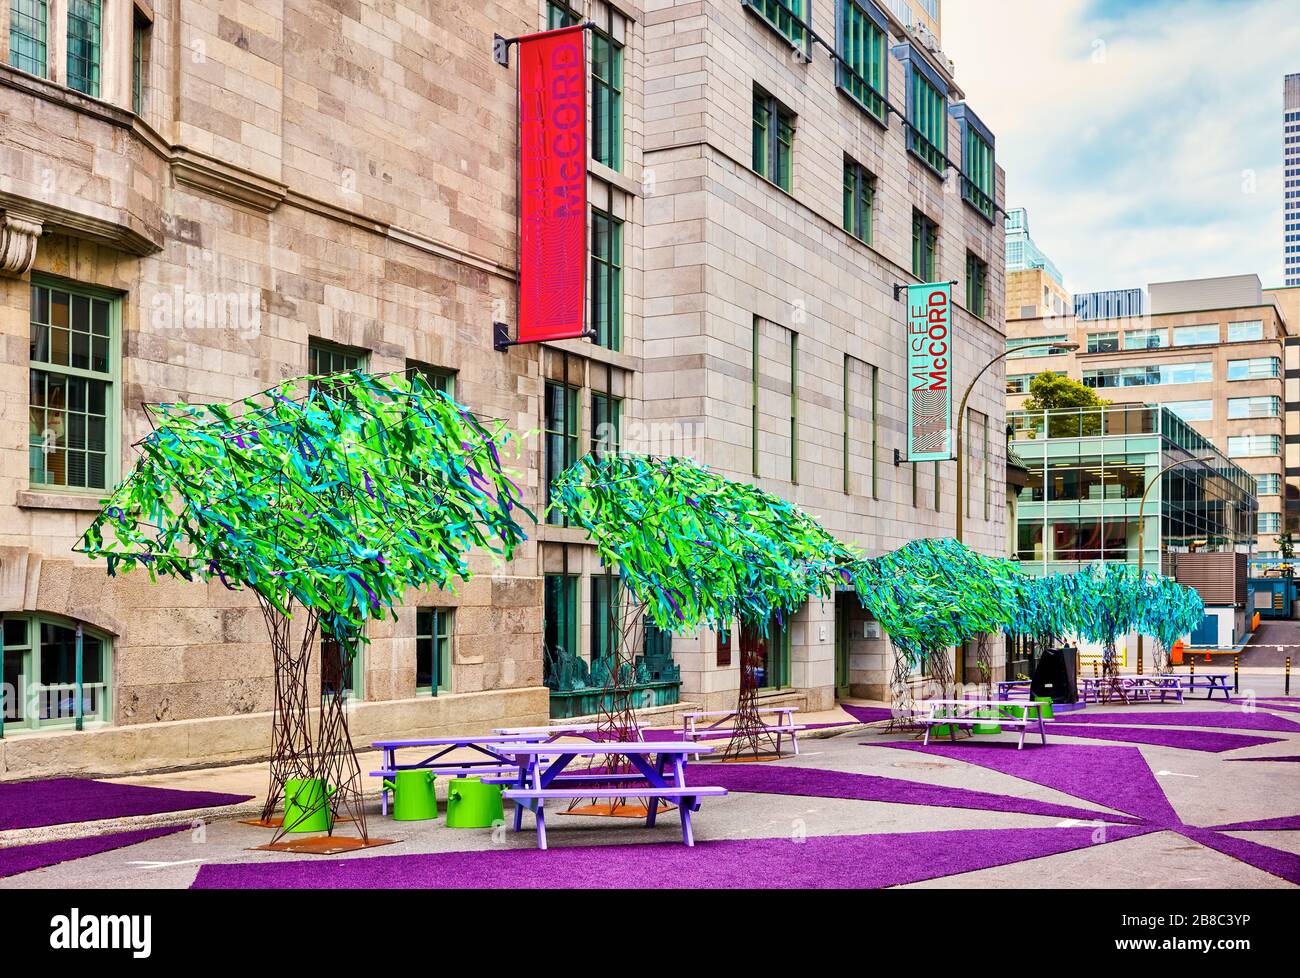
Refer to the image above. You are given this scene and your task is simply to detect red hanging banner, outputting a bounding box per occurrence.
[516,25,588,344]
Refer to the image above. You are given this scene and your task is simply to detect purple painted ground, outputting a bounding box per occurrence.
[1047,725,1281,753]
[1055,711,1300,733]
[0,778,253,831]
[879,741,1300,884]
[879,741,1179,822]
[1228,756,1300,763]
[1210,814,1300,832]
[701,763,1139,824]
[840,705,895,725]
[191,825,1152,889]
[0,826,186,879]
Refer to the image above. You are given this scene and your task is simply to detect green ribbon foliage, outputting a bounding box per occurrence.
[847,538,1023,666]
[76,371,531,635]
[548,454,861,633]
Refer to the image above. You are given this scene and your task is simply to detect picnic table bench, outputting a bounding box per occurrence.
[995,680,1033,700]
[1157,672,1232,701]
[370,734,550,816]
[919,699,1050,750]
[492,741,727,849]
[680,707,805,757]
[1079,675,1184,705]
[491,723,602,739]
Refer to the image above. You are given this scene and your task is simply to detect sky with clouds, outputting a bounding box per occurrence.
[942,0,1300,293]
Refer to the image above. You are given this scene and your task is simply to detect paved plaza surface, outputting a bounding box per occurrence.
[2,687,1298,890]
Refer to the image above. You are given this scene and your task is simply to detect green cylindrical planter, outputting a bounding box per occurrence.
[1033,696,1055,720]
[283,778,332,833]
[383,770,439,821]
[445,777,504,828]
[973,709,1002,735]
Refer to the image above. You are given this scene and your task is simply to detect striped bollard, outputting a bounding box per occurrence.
[1288,657,1292,696]
[1234,654,1239,693]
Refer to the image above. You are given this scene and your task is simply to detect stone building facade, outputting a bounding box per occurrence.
[0,0,1006,778]
[640,0,1008,706]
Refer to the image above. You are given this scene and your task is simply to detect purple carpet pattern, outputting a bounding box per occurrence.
[0,778,253,831]
[1229,755,1300,763]
[1210,815,1300,832]
[1044,725,1281,753]
[881,741,1300,885]
[1051,711,1300,733]
[191,825,1152,889]
[699,763,1140,824]
[0,826,186,879]
[840,705,895,725]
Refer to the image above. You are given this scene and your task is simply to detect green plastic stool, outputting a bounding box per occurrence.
[1033,696,1055,721]
[283,778,332,833]
[383,770,438,821]
[446,777,504,828]
[972,709,1002,735]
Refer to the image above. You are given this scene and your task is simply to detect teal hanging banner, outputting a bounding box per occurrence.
[906,282,953,461]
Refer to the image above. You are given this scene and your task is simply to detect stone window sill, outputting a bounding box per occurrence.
[16,490,105,512]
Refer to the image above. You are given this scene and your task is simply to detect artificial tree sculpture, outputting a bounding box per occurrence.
[77,371,529,844]
[849,538,1022,719]
[1136,573,1205,674]
[549,453,857,762]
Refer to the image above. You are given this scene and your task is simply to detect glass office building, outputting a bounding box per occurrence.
[1010,405,1257,576]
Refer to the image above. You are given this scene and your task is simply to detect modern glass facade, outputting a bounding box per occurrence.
[1004,207,1064,286]
[1010,404,1257,577]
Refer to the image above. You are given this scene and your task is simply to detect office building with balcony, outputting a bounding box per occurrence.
[1006,274,1290,555]
[1010,404,1257,574]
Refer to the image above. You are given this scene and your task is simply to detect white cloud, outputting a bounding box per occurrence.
[944,0,1300,292]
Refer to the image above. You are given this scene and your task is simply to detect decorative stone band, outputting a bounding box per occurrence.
[0,209,42,277]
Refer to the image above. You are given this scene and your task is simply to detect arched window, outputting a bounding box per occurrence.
[1,615,112,733]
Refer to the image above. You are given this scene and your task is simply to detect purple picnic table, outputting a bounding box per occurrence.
[370,734,551,815]
[490,741,727,850]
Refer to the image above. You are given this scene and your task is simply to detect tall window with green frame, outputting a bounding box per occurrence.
[591,391,621,456]
[908,67,946,174]
[747,0,808,53]
[545,381,579,525]
[591,30,623,170]
[9,0,48,77]
[789,333,799,484]
[591,209,623,350]
[548,3,623,170]
[751,317,761,477]
[416,608,452,694]
[752,87,794,193]
[966,252,988,318]
[962,124,995,220]
[132,9,151,116]
[837,0,887,123]
[591,571,620,666]
[28,280,116,492]
[543,573,579,687]
[546,2,579,29]
[66,0,102,97]
[843,157,875,244]
[912,210,937,281]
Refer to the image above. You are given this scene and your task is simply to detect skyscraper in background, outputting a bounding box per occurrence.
[1286,73,1300,287]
